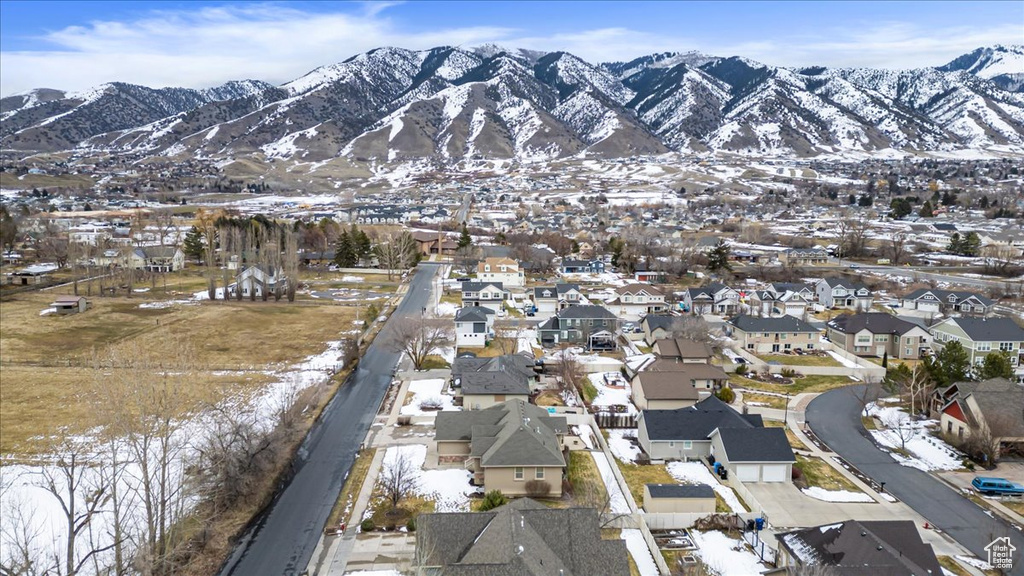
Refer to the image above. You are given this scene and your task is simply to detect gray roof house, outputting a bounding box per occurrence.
[935,378,1024,458]
[414,498,628,575]
[776,520,942,576]
[709,427,795,482]
[451,353,537,409]
[728,314,821,355]
[901,288,994,316]
[638,396,764,463]
[454,306,495,348]
[930,316,1024,374]
[435,399,568,496]
[460,281,508,312]
[826,312,931,360]
[538,304,619,348]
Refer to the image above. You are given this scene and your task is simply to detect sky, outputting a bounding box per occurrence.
[1,1,1021,95]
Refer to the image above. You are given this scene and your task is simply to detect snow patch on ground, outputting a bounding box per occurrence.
[374,445,472,514]
[826,350,861,369]
[667,462,746,512]
[435,301,459,317]
[607,429,640,463]
[801,486,874,503]
[400,379,456,415]
[692,530,768,576]
[590,451,630,514]
[955,555,994,571]
[587,372,636,415]
[867,403,964,471]
[621,529,659,576]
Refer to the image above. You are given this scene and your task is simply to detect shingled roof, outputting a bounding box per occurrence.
[415,499,629,576]
[713,427,795,463]
[640,396,762,441]
[435,399,567,468]
[728,314,820,334]
[827,313,922,336]
[777,520,942,575]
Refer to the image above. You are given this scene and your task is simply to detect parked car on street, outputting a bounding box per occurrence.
[972,477,1024,495]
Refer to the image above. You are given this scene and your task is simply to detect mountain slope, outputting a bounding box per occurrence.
[939,45,1024,92]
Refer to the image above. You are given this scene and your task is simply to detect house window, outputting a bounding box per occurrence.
[977,342,991,351]
[875,335,888,342]
[999,342,1015,351]
[807,344,814,349]
[784,344,791,350]
[683,441,692,449]
[535,468,545,480]
[747,344,754,350]
[514,467,524,480]
[947,421,952,433]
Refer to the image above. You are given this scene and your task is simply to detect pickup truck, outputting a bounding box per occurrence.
[972,476,1024,495]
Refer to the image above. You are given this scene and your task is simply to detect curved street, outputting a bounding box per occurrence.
[219,263,441,576]
[808,386,1024,575]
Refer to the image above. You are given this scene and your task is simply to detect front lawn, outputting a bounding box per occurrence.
[759,353,842,367]
[741,392,789,410]
[731,374,856,395]
[794,455,860,492]
[617,462,674,508]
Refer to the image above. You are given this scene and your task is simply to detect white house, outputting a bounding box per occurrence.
[532,283,586,314]
[605,284,667,320]
[128,246,185,272]
[680,283,740,315]
[815,277,873,311]
[231,266,287,299]
[461,281,508,314]
[476,257,525,288]
[750,289,809,318]
[455,306,496,348]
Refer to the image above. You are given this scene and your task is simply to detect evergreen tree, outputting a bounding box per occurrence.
[919,200,934,218]
[608,237,625,267]
[182,226,206,263]
[858,194,873,207]
[334,229,358,268]
[979,195,990,209]
[706,240,732,274]
[848,194,857,205]
[351,224,372,263]
[458,224,472,249]
[961,232,981,256]
[889,197,912,219]
[980,351,1014,380]
[928,341,971,387]
[881,350,888,369]
[947,232,963,254]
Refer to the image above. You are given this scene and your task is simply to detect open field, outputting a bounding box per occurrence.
[0,289,361,454]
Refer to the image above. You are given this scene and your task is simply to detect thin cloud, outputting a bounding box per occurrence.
[1,3,1019,95]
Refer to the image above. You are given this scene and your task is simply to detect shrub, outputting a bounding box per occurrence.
[406,518,416,532]
[715,387,736,404]
[735,364,749,375]
[525,480,552,498]
[478,489,509,511]
[780,368,797,378]
[360,519,375,533]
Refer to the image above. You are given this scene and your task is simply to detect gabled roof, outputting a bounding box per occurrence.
[728,314,819,334]
[461,281,505,292]
[687,282,731,299]
[903,288,994,306]
[416,499,629,576]
[941,378,1024,437]
[460,372,530,396]
[646,484,714,499]
[455,306,494,323]
[640,396,762,441]
[557,305,617,320]
[937,317,1024,341]
[712,427,795,463]
[638,361,728,380]
[827,313,923,336]
[654,338,713,360]
[818,277,870,292]
[777,520,942,576]
[617,283,665,296]
[452,353,535,383]
[642,315,677,332]
[134,245,181,258]
[770,282,813,295]
[634,373,700,401]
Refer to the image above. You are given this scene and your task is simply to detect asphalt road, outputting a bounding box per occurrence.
[808,386,1024,575]
[218,263,440,576]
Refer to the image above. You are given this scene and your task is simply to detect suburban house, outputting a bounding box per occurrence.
[411,230,458,256]
[633,264,667,283]
[560,259,606,274]
[930,316,1024,374]
[727,314,820,354]
[50,295,89,315]
[641,315,679,345]
[460,281,508,313]
[935,378,1024,456]
[538,305,620,348]
[779,247,829,266]
[434,399,567,496]
[231,266,287,299]
[901,288,994,317]
[454,306,495,348]
[680,283,740,315]
[475,257,525,288]
[749,289,809,318]
[414,499,628,576]
[637,396,762,462]
[451,354,537,409]
[128,246,185,272]
[815,277,873,311]
[642,484,715,514]
[605,283,667,319]
[652,338,713,363]
[532,283,585,314]
[826,313,931,360]
[767,282,816,302]
[631,364,728,409]
[776,521,942,575]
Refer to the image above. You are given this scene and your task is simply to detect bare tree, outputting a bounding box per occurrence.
[848,381,882,417]
[883,411,915,451]
[284,227,299,302]
[0,489,58,576]
[379,449,420,510]
[374,229,419,280]
[37,432,115,576]
[554,345,586,400]
[669,316,716,348]
[887,231,909,266]
[385,316,454,370]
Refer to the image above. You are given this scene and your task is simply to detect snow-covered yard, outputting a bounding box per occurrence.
[692,530,768,576]
[867,403,964,471]
[400,378,456,415]
[587,372,636,414]
[435,301,459,317]
[369,445,473,515]
[667,462,746,513]
[607,429,641,463]
[621,529,658,576]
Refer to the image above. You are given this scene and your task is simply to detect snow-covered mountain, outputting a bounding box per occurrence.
[2,45,1022,160]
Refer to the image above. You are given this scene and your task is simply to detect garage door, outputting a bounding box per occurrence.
[762,464,787,483]
[735,464,760,482]
[918,301,939,312]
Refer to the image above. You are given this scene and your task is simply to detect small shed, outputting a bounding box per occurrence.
[51,295,89,315]
[643,483,715,514]
[10,264,54,285]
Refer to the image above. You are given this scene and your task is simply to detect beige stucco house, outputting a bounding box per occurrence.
[727,314,820,354]
[826,313,931,360]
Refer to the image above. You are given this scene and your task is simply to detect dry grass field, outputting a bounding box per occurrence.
[0,277,369,454]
